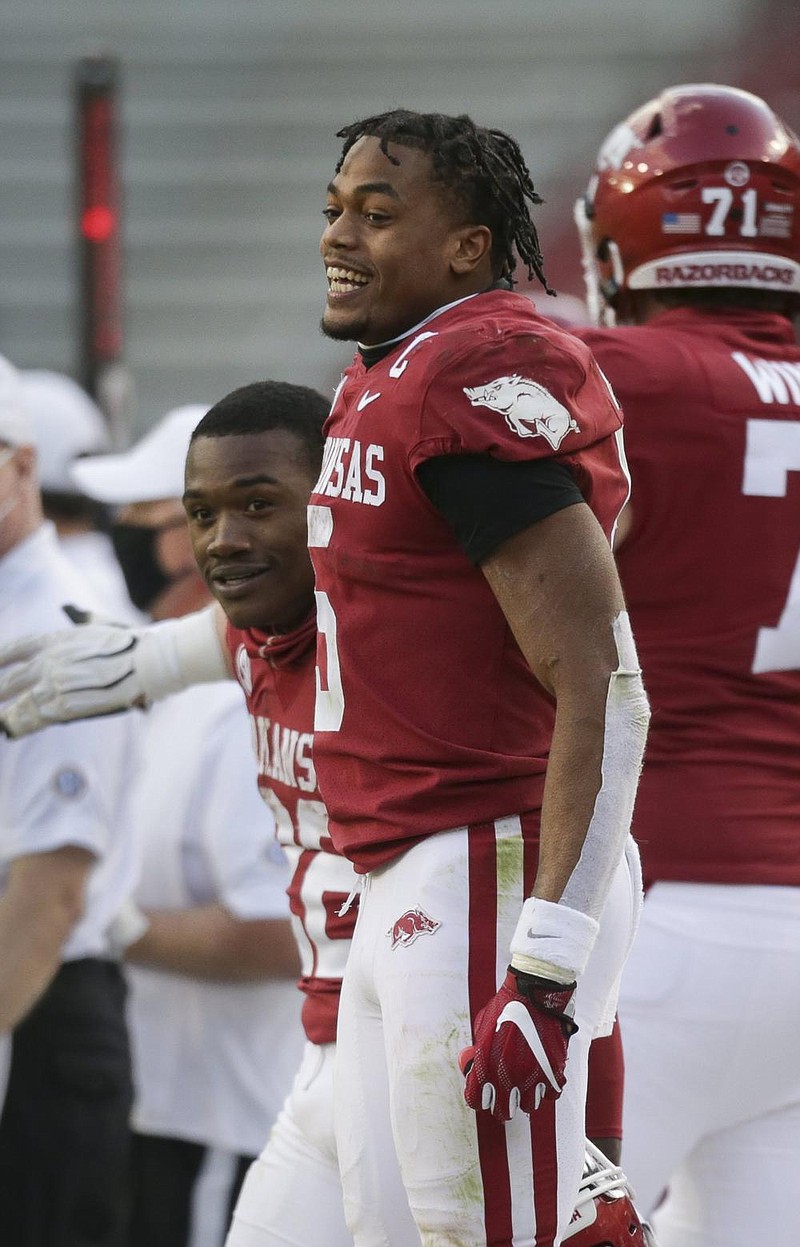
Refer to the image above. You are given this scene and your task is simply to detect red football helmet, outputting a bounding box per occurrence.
[575,83,800,323]
[563,1142,658,1246]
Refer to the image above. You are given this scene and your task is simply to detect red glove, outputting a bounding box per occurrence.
[459,969,578,1123]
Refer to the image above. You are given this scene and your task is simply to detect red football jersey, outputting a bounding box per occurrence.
[225,614,358,1043]
[308,289,629,870]
[578,307,800,886]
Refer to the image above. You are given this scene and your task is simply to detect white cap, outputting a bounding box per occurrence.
[71,404,210,504]
[20,370,110,492]
[0,354,33,448]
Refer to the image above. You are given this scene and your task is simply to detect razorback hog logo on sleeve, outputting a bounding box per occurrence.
[463,374,580,450]
[388,907,441,949]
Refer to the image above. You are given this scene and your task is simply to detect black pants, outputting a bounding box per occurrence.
[126,1134,252,1247]
[0,959,133,1247]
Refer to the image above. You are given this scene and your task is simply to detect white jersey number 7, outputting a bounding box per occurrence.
[743,418,800,673]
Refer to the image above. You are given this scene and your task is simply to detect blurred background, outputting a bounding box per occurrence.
[0,0,797,440]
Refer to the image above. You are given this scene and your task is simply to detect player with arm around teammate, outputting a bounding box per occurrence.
[182,384,421,1247]
[573,84,800,1247]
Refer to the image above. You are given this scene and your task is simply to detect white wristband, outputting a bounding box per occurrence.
[106,899,150,958]
[136,606,228,702]
[509,897,599,982]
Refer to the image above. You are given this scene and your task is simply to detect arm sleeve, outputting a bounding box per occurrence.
[417,453,585,564]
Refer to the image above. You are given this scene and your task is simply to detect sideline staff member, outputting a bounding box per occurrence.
[0,354,139,1246]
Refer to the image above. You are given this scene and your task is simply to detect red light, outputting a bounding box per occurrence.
[81,204,116,243]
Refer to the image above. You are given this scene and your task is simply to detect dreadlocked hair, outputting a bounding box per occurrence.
[334,109,554,295]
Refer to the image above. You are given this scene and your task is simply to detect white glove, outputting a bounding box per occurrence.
[0,604,228,739]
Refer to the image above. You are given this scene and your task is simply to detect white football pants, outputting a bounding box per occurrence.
[225,1040,417,1247]
[335,820,641,1247]
[619,881,800,1247]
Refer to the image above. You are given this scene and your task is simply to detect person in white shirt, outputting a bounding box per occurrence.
[73,405,304,1247]
[0,354,140,1245]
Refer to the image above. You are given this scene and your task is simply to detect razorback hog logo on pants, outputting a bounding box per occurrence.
[388,907,441,949]
[463,374,580,450]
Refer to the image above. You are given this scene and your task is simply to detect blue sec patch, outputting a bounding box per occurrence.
[53,767,88,799]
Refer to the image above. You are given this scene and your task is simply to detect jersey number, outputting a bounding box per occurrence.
[743,418,800,672]
[308,504,345,731]
[701,186,758,237]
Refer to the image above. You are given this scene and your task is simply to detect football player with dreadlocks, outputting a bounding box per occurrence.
[308,108,649,1246]
[574,85,800,1247]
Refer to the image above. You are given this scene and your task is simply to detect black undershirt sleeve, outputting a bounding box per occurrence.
[416,453,585,565]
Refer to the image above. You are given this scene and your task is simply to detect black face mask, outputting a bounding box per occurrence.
[111,523,173,613]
